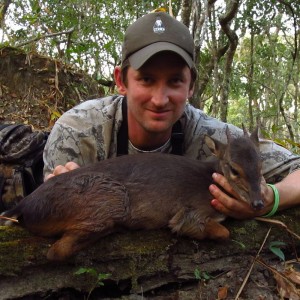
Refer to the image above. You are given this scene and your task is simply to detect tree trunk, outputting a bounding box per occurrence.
[219,0,239,122]
[0,0,12,28]
[180,0,192,27]
[247,29,255,131]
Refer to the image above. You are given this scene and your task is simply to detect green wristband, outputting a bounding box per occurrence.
[262,184,280,217]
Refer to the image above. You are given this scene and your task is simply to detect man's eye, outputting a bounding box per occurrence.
[171,78,183,84]
[141,77,152,83]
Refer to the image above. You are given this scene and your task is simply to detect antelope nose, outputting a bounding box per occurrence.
[252,199,264,210]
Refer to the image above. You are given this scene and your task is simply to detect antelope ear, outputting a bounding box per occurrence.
[225,125,235,143]
[241,123,249,137]
[250,126,260,147]
[204,135,225,158]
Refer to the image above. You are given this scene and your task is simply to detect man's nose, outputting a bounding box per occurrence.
[151,85,170,107]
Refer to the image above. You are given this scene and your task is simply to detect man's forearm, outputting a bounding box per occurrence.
[275,169,300,211]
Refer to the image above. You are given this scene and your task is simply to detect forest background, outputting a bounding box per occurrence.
[0,0,299,152]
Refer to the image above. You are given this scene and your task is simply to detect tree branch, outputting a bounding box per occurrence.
[16,28,75,48]
[218,0,240,122]
[0,0,12,29]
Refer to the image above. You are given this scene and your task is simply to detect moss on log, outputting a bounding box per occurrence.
[0,208,300,299]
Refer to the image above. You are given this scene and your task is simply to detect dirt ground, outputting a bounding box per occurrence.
[0,46,103,130]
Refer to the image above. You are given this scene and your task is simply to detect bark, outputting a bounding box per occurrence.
[193,43,229,110]
[190,0,230,109]
[219,0,240,122]
[0,0,12,28]
[270,0,298,142]
[294,41,299,139]
[247,28,257,131]
[1,209,300,299]
[248,30,254,130]
[180,0,191,28]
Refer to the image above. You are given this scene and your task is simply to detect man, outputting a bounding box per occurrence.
[43,12,300,219]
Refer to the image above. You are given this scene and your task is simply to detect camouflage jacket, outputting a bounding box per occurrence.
[43,95,300,182]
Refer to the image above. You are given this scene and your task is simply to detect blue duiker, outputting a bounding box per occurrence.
[0,127,263,261]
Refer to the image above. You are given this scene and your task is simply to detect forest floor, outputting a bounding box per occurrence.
[0,46,102,130]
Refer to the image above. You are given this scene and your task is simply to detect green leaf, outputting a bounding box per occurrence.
[202,271,211,280]
[269,241,286,261]
[97,273,111,281]
[231,239,246,249]
[74,267,97,277]
[50,110,61,120]
[194,268,211,280]
[74,267,89,275]
[194,268,201,280]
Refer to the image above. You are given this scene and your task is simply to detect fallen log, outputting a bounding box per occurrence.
[0,208,300,299]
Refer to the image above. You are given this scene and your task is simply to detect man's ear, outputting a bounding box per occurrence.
[188,86,194,98]
[114,66,127,95]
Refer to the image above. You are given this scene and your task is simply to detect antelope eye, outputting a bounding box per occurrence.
[228,164,239,176]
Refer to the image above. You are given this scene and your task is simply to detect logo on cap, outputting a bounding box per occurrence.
[153,17,165,34]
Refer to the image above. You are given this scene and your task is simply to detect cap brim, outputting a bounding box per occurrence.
[128,42,194,70]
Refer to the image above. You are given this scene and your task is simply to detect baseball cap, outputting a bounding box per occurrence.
[121,12,195,70]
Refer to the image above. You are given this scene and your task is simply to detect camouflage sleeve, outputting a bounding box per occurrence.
[182,104,300,183]
[43,96,123,179]
[259,139,300,183]
[43,122,100,178]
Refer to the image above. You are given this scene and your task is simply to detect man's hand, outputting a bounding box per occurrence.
[45,162,80,181]
[209,172,274,219]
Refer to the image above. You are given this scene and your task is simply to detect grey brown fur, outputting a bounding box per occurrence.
[0,129,263,261]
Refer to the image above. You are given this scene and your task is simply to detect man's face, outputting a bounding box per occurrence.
[121,52,194,137]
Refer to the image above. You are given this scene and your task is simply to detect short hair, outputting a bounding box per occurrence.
[120,59,197,89]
